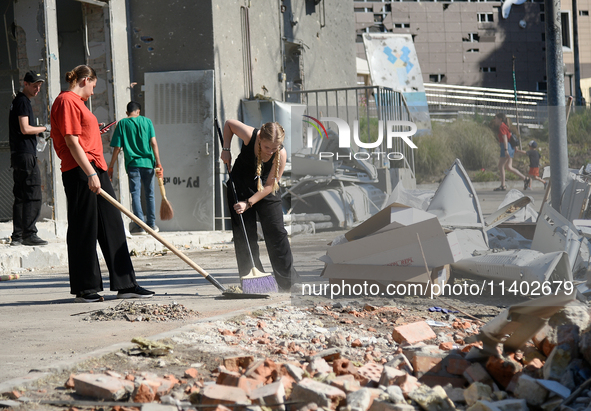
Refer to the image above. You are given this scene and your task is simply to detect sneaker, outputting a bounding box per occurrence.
[524,177,531,190]
[149,225,159,233]
[130,224,145,235]
[74,292,104,303]
[22,234,48,246]
[117,285,155,299]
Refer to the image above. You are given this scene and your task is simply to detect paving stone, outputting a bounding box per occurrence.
[201,384,249,406]
[73,373,134,401]
[407,384,455,411]
[346,387,374,411]
[290,378,347,409]
[249,380,286,411]
[464,383,493,406]
[392,321,437,345]
[513,374,548,407]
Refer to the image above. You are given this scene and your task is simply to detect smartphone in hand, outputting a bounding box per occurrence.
[100,120,117,133]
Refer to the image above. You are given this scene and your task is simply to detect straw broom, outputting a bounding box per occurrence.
[156,169,174,220]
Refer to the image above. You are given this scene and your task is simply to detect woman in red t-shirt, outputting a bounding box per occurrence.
[493,112,528,191]
[50,65,154,303]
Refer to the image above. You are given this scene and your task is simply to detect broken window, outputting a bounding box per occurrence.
[477,12,494,22]
[429,74,445,83]
[562,11,572,50]
[463,33,480,42]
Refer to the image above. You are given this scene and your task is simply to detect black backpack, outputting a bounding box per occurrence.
[508,132,520,148]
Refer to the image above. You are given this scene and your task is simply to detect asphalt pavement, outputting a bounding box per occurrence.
[0,182,546,391]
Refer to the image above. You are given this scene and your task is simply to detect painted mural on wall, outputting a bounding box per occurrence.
[363,33,431,134]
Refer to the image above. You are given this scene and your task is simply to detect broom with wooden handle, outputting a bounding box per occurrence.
[156,168,174,220]
[99,190,268,299]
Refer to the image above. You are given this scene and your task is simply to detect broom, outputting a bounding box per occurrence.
[215,117,278,294]
[156,168,174,220]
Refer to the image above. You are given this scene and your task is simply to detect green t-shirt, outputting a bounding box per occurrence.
[110,116,156,171]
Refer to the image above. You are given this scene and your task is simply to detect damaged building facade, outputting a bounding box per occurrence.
[0,0,357,233]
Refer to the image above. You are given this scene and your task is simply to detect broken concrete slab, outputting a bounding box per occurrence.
[73,373,134,401]
[471,293,575,354]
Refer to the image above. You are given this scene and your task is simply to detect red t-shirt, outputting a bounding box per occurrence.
[498,122,509,143]
[50,91,107,172]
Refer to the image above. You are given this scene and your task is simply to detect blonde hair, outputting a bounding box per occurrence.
[65,65,97,86]
[256,122,285,194]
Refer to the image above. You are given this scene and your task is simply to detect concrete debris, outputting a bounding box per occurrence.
[78,300,198,323]
[13,299,591,411]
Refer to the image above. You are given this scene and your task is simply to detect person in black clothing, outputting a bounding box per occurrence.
[220,120,298,292]
[9,71,48,246]
[516,140,546,190]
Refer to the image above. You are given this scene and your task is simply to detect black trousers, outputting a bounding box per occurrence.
[62,166,137,295]
[11,153,42,240]
[226,185,298,291]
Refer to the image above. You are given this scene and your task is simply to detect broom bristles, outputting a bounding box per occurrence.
[241,268,278,294]
[160,198,174,220]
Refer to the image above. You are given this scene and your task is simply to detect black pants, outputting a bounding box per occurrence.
[226,186,298,291]
[11,153,42,241]
[62,166,137,295]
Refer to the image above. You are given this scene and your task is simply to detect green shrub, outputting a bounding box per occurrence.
[413,132,454,179]
[567,109,591,144]
[472,168,497,182]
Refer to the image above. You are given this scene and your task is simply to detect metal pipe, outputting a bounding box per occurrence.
[545,0,569,210]
[572,0,582,106]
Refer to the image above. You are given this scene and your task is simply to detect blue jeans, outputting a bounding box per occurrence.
[128,167,156,228]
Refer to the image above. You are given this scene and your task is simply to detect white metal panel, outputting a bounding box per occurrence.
[145,70,215,231]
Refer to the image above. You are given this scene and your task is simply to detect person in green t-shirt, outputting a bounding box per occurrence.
[108,101,163,234]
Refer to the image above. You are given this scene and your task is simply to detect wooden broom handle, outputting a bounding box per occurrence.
[99,190,226,292]
[157,176,167,200]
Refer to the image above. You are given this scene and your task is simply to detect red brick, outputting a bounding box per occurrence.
[64,375,75,389]
[223,355,255,372]
[216,367,241,386]
[201,384,249,406]
[395,374,420,397]
[249,380,286,411]
[439,342,453,351]
[351,339,363,348]
[333,358,359,377]
[73,373,134,401]
[184,368,199,379]
[133,382,155,403]
[446,358,471,375]
[245,359,277,384]
[357,362,384,385]
[411,354,443,376]
[391,321,436,345]
[237,376,263,395]
[486,356,523,389]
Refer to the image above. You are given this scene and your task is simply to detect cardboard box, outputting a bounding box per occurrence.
[321,203,456,292]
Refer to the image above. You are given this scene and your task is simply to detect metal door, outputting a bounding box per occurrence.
[144,70,215,231]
